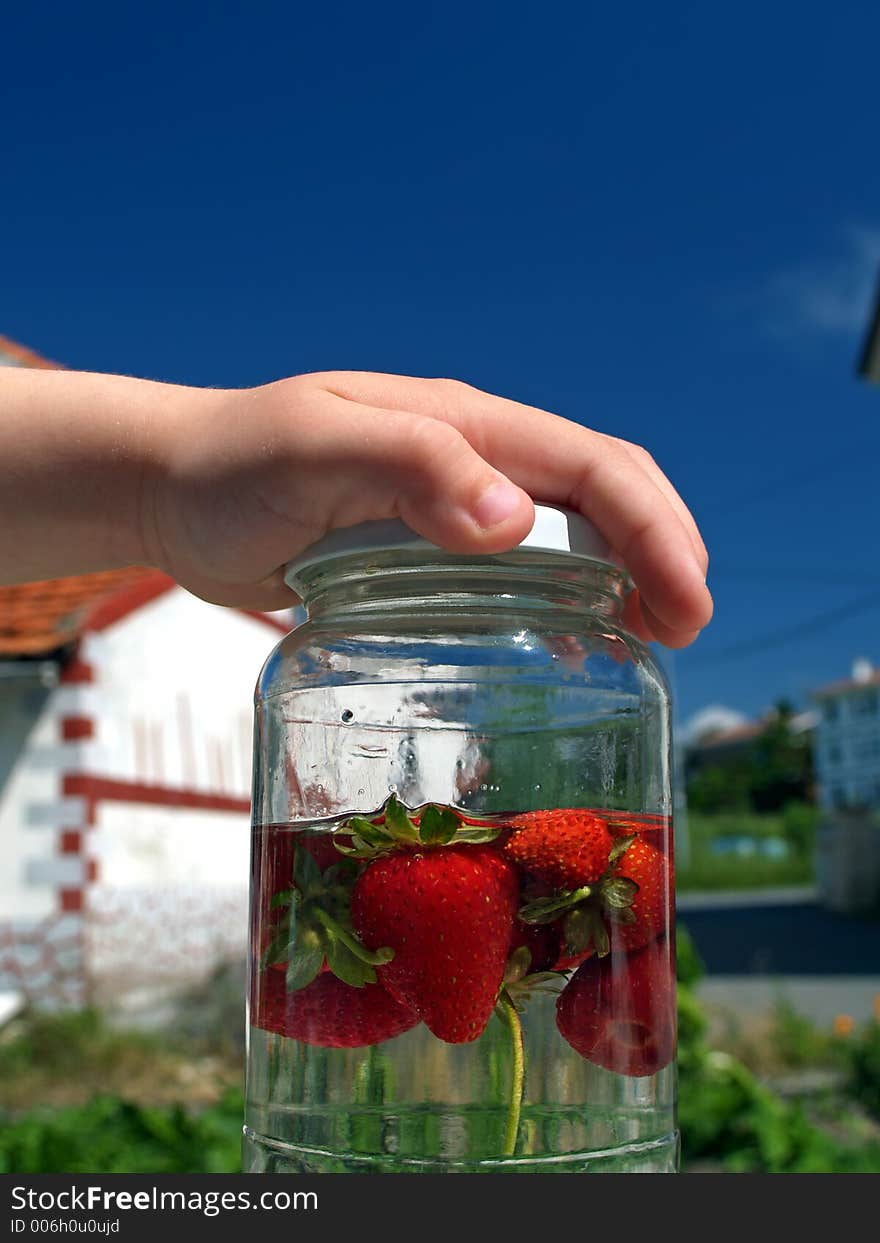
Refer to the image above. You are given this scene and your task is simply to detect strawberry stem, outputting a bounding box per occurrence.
[497,990,525,1158]
[312,907,394,966]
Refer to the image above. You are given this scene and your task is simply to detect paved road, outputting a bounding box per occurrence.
[678,890,880,1024]
[678,894,880,975]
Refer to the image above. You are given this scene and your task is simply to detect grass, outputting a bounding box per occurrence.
[676,811,816,892]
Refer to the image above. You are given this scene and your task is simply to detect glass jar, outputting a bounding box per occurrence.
[243,506,676,1174]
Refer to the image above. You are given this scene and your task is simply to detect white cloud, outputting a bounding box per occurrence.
[678,704,749,746]
[766,226,880,336]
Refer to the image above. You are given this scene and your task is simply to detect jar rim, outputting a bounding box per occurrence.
[284,504,623,596]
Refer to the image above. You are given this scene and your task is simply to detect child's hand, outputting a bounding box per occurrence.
[146,371,711,648]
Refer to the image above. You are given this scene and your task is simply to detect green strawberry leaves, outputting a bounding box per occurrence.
[335,793,502,860]
[517,832,641,959]
[601,877,639,908]
[285,928,323,992]
[519,886,593,925]
[418,804,460,845]
[264,847,394,991]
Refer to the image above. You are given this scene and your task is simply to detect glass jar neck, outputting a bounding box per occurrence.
[294,548,631,623]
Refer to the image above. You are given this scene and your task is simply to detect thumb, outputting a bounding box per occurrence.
[366,412,536,552]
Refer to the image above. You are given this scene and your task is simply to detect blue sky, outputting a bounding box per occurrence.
[3,1,879,724]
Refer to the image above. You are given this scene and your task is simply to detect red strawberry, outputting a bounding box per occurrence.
[509,919,560,973]
[501,809,615,890]
[556,938,675,1076]
[609,837,670,953]
[253,968,419,1047]
[351,844,519,1043]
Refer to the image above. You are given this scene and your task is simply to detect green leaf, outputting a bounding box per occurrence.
[593,916,610,958]
[453,826,502,844]
[601,877,639,909]
[519,886,592,925]
[562,907,594,955]
[342,817,389,846]
[270,888,296,910]
[384,794,417,841]
[607,906,637,925]
[319,860,357,885]
[259,917,293,969]
[312,907,394,966]
[334,836,384,860]
[284,931,324,992]
[324,934,378,988]
[293,847,321,891]
[608,833,637,867]
[419,804,460,846]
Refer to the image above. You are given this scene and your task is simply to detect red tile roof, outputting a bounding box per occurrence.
[0,333,60,369]
[812,670,880,699]
[690,720,767,750]
[0,568,165,656]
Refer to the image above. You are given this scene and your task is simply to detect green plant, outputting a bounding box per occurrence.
[842,1020,880,1120]
[781,801,820,858]
[0,1093,243,1174]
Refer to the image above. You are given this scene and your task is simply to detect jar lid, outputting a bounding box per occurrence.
[284,504,623,594]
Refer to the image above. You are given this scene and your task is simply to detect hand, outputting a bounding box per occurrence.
[146,371,711,647]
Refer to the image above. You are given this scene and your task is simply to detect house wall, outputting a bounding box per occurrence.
[0,669,86,1006]
[813,686,880,810]
[1,588,286,1008]
[86,800,249,1004]
[80,589,281,798]
[0,672,63,920]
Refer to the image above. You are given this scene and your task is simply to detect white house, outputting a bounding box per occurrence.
[1,335,287,1010]
[811,659,880,811]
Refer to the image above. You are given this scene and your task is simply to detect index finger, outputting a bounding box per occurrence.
[319,373,712,639]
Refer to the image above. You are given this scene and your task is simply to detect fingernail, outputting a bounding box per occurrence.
[472,480,523,530]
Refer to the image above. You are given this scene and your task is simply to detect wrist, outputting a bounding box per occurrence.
[0,367,230,584]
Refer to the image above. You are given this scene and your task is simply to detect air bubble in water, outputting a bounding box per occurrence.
[534,783,542,791]
[480,783,487,791]
[357,788,365,797]
[341,709,354,723]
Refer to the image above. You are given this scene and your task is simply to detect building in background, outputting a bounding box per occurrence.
[811,659,880,812]
[0,337,286,1012]
[683,703,817,812]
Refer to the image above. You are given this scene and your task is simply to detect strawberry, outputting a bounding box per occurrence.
[556,938,675,1076]
[514,823,670,961]
[509,919,560,973]
[254,968,419,1047]
[351,843,519,1044]
[501,809,615,890]
[609,836,669,954]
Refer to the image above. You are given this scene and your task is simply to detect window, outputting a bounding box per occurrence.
[824,699,839,722]
[829,743,842,765]
[831,785,846,808]
[854,690,879,716]
[856,738,880,763]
